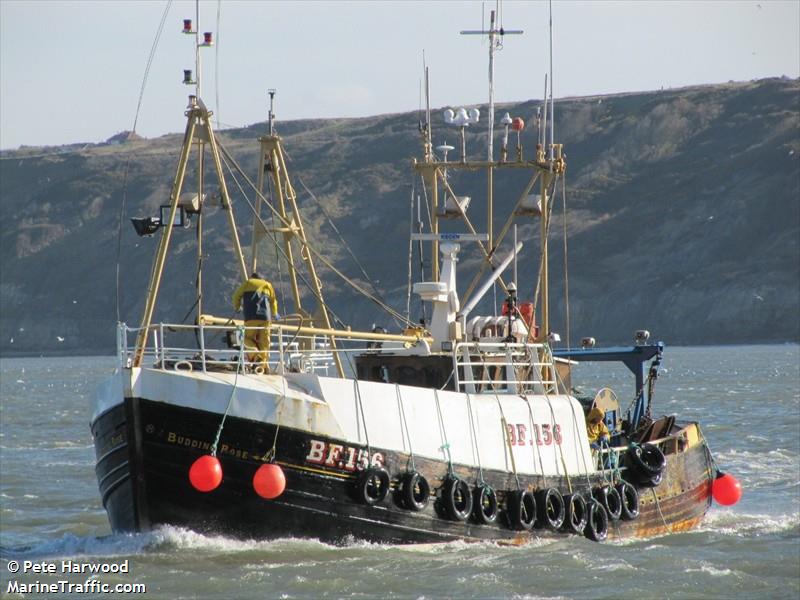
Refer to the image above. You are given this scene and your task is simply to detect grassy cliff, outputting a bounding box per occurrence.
[1,78,798,356]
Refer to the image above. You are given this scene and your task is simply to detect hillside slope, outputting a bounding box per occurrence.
[1,78,798,356]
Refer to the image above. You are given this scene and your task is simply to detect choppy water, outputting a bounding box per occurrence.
[1,345,798,599]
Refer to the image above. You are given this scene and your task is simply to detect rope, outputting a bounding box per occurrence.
[560,174,571,351]
[295,174,395,325]
[545,394,570,488]
[439,369,455,391]
[210,331,245,456]
[266,175,288,311]
[218,147,347,327]
[405,184,415,322]
[433,389,453,472]
[115,0,172,323]
[526,176,559,343]
[495,395,521,490]
[214,0,221,130]
[218,142,414,328]
[535,345,576,493]
[353,380,372,458]
[395,385,416,471]
[552,362,593,488]
[522,396,548,484]
[651,488,673,534]
[465,392,485,484]
[262,376,287,463]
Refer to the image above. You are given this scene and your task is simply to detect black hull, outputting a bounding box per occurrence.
[92,397,713,544]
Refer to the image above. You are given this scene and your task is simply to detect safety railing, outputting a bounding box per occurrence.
[117,321,415,376]
[451,341,559,394]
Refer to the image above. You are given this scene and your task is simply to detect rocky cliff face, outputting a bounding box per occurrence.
[1,78,798,356]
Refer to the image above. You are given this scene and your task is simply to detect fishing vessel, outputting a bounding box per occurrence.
[91,8,739,544]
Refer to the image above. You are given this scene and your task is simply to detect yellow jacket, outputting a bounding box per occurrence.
[586,420,610,444]
[232,277,278,320]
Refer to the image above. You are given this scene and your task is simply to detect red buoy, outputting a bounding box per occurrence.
[511,117,525,132]
[189,455,222,492]
[712,472,742,506]
[253,463,286,499]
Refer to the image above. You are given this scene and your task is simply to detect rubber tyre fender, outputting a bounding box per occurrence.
[638,470,664,488]
[356,467,390,506]
[506,490,537,531]
[400,471,430,511]
[536,487,566,530]
[617,481,640,521]
[630,443,666,477]
[442,476,473,522]
[593,485,622,522]
[472,484,498,525]
[584,499,609,542]
[561,493,588,535]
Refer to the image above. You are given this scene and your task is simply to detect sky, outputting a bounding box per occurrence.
[1,0,798,149]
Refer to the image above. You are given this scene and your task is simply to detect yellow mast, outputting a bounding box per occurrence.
[133,97,247,367]
[248,118,345,378]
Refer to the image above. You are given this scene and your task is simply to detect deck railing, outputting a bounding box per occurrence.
[117,321,415,376]
[451,341,560,394]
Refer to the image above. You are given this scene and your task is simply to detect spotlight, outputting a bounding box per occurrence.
[130,217,160,237]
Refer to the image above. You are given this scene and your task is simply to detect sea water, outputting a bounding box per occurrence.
[0,346,798,599]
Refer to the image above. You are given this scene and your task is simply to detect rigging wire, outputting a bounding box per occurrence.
[115,0,173,323]
[561,172,571,351]
[294,174,395,324]
[405,184,415,322]
[217,141,414,328]
[527,175,559,340]
[395,385,416,471]
[266,175,288,312]
[217,147,347,328]
[214,0,221,129]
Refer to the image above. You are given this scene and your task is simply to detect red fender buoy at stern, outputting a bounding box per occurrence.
[712,472,742,506]
[253,463,286,499]
[189,455,223,492]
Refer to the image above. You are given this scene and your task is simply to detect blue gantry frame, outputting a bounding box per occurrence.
[552,342,664,430]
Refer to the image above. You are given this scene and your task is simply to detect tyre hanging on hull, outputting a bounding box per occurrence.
[584,499,609,542]
[355,467,390,506]
[472,485,499,525]
[629,443,666,474]
[399,471,430,511]
[561,493,588,535]
[593,485,622,521]
[506,490,537,531]
[536,487,566,530]
[442,476,473,522]
[617,481,640,520]
[637,470,664,488]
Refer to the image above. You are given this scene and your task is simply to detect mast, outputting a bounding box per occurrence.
[460,9,522,253]
[133,96,247,367]
[253,103,346,377]
[250,89,276,274]
[134,11,244,367]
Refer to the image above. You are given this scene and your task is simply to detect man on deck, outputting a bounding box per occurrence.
[232,273,279,370]
[586,407,610,450]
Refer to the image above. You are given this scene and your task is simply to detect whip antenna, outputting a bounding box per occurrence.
[461,8,522,162]
[548,0,555,161]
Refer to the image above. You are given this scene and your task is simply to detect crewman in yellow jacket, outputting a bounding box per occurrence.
[232,273,279,369]
[586,407,610,450]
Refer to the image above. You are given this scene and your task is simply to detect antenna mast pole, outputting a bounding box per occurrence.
[460,7,522,250]
[548,0,554,161]
[195,0,201,97]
